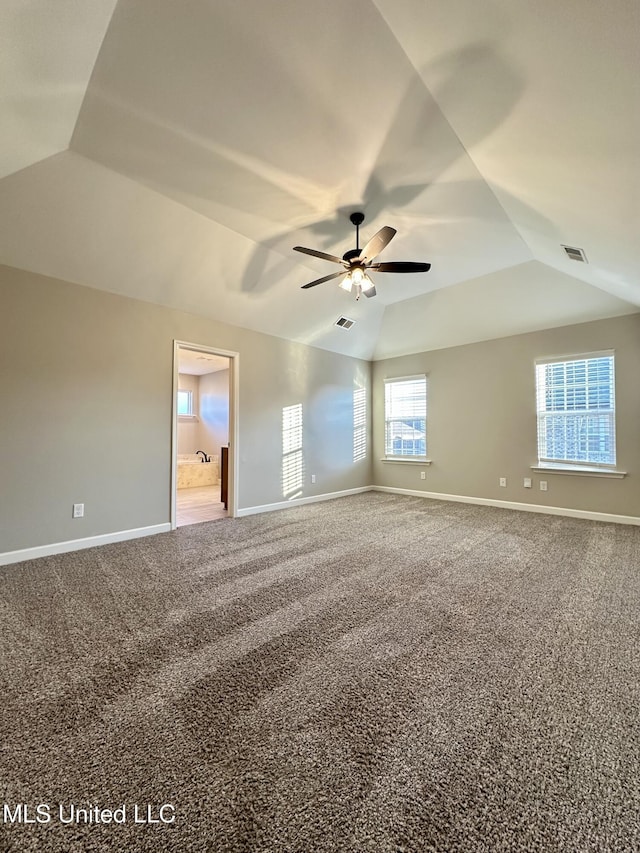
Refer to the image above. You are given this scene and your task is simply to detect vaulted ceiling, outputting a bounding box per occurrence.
[1,0,638,360]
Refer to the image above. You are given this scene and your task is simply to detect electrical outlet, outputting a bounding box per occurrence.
[540,481,548,491]
[499,478,507,488]
[420,471,426,480]
[73,503,84,518]
[311,474,316,484]
[523,478,532,488]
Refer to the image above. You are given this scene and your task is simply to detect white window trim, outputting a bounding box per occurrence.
[177,388,197,421]
[535,349,615,366]
[383,374,428,462]
[380,457,432,464]
[534,350,618,471]
[531,464,626,479]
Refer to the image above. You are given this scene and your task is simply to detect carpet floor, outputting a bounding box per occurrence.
[1,493,639,852]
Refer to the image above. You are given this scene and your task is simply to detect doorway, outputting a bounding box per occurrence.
[171,341,239,528]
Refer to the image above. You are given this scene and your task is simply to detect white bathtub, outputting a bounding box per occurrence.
[177,454,219,489]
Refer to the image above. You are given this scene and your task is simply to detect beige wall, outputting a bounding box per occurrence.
[0,265,372,554]
[200,368,229,458]
[176,373,200,454]
[2,261,636,559]
[372,314,640,518]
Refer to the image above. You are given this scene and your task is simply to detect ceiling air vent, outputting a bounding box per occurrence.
[335,316,355,330]
[562,245,588,263]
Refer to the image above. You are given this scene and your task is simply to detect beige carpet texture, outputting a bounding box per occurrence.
[1,493,639,852]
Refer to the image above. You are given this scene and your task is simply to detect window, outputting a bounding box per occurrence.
[282,403,303,499]
[177,389,193,417]
[353,387,367,463]
[384,376,427,458]
[535,352,616,468]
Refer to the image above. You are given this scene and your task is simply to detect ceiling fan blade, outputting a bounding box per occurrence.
[301,270,346,289]
[293,246,346,266]
[368,261,431,273]
[357,226,397,262]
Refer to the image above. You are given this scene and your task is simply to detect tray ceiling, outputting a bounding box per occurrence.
[1,0,638,359]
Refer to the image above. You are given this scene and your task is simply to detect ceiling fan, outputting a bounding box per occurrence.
[294,212,431,299]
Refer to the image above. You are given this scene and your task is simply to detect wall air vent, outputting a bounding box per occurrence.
[562,245,588,263]
[335,316,355,330]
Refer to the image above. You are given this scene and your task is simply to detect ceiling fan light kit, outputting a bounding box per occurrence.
[294,212,431,300]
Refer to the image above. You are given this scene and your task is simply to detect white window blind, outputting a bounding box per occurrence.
[384,376,427,458]
[353,387,367,463]
[535,352,616,467]
[282,403,303,499]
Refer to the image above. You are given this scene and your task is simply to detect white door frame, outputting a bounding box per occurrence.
[171,340,239,528]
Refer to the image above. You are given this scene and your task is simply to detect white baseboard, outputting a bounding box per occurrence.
[237,486,371,518]
[3,486,637,568]
[372,486,640,526]
[0,523,172,567]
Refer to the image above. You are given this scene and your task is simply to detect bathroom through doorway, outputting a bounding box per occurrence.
[171,341,238,528]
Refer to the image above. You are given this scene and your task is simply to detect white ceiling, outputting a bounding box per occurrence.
[1,0,638,360]
[178,348,229,376]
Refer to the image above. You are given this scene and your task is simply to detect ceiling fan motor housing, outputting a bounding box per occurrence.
[343,248,362,263]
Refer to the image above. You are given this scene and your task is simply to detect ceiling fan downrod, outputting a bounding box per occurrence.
[350,211,365,254]
[343,212,365,263]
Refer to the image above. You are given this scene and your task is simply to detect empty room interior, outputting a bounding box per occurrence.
[1,2,639,851]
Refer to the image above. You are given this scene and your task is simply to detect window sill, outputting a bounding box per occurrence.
[380,458,432,465]
[178,415,199,422]
[531,464,627,479]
